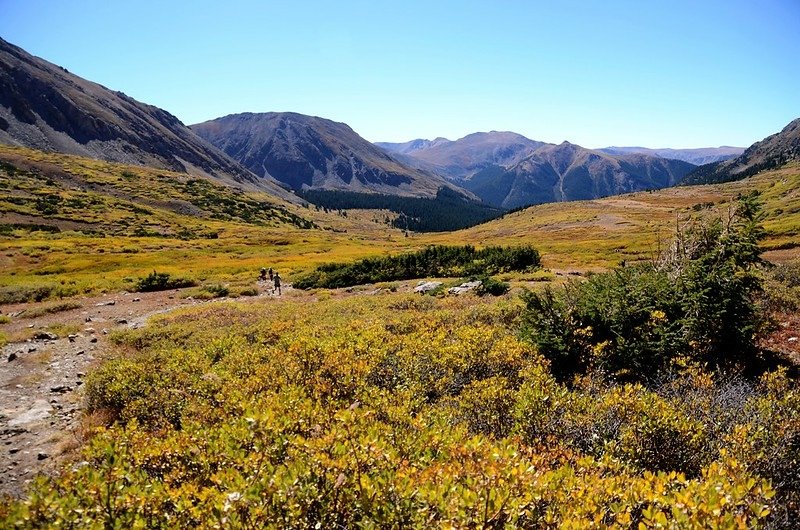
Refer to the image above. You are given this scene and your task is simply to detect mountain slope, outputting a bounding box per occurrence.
[465,142,695,209]
[0,145,316,239]
[599,146,744,165]
[378,131,545,180]
[191,112,467,198]
[683,118,800,185]
[0,37,295,201]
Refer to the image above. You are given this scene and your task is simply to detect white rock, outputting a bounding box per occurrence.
[414,281,442,293]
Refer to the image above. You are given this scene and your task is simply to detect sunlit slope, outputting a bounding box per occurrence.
[2,143,798,300]
[0,146,416,297]
[427,163,800,269]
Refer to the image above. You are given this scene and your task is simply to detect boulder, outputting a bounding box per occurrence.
[448,280,482,295]
[414,281,442,294]
[33,331,58,341]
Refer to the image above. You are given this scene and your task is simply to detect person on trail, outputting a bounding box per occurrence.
[260,268,268,282]
[273,271,282,296]
[268,267,274,281]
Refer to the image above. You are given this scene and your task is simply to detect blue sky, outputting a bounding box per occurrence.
[1,0,798,148]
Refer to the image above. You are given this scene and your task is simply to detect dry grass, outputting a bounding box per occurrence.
[20,301,82,318]
[2,144,799,302]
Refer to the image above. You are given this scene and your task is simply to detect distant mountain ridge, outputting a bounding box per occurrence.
[683,118,800,185]
[375,137,450,155]
[0,37,296,201]
[192,112,470,198]
[378,133,696,208]
[599,146,744,165]
[377,131,545,180]
[465,142,695,208]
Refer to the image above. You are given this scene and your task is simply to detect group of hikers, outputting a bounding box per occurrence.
[259,267,282,295]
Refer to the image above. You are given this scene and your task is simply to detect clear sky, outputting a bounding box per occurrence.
[1,0,798,148]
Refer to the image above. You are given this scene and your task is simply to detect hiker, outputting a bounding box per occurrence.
[268,267,274,281]
[273,271,282,296]
[259,268,268,282]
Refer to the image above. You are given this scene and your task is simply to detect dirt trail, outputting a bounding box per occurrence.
[0,285,286,497]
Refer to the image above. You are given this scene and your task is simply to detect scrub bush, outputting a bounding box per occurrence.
[521,193,768,382]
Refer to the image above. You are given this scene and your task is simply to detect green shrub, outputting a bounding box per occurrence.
[20,300,82,318]
[521,193,767,382]
[194,284,230,300]
[474,275,510,296]
[294,244,540,289]
[134,271,197,292]
[764,260,800,312]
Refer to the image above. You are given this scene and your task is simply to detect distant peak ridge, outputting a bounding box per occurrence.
[378,131,697,209]
[599,145,746,166]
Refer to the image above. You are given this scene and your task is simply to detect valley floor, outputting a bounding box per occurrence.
[1,275,799,501]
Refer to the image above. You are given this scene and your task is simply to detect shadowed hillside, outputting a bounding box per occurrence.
[0,38,294,201]
[684,118,800,185]
[192,112,469,199]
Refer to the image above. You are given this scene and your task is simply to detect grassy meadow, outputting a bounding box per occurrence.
[2,146,799,304]
[0,146,419,301]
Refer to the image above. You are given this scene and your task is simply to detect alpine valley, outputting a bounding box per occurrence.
[1,32,800,530]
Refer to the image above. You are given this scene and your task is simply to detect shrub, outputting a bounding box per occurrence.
[134,271,197,292]
[0,284,55,304]
[474,275,510,296]
[456,377,517,437]
[521,194,768,382]
[194,284,229,299]
[294,244,540,289]
[763,260,800,312]
[725,370,800,525]
[20,301,82,318]
[0,294,787,528]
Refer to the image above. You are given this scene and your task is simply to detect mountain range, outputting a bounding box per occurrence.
[1,36,797,226]
[376,132,546,180]
[190,112,465,198]
[379,133,697,208]
[466,143,694,208]
[598,146,744,165]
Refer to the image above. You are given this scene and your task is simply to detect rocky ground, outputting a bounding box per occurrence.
[0,287,284,497]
